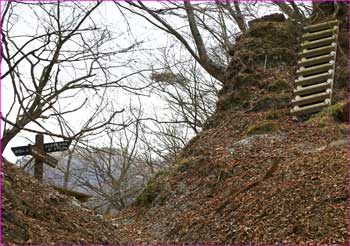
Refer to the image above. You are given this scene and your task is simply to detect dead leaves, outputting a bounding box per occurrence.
[2,161,122,244]
[113,109,348,244]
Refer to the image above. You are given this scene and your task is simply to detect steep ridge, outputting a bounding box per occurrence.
[113,14,349,244]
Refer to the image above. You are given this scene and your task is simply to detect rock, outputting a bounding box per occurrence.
[216,90,250,111]
[335,66,348,89]
[227,132,287,154]
[261,13,286,22]
[327,139,347,150]
[307,100,349,125]
[335,101,349,123]
[248,13,286,28]
[229,18,299,69]
[317,139,347,152]
[236,73,261,88]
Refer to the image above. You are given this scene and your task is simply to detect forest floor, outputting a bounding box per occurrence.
[2,160,122,244]
[108,14,350,244]
[3,105,348,244]
[113,107,349,244]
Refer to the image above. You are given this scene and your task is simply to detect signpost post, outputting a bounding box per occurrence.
[11,134,71,181]
[34,134,44,181]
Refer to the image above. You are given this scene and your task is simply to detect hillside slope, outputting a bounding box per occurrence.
[113,14,349,244]
[2,159,122,244]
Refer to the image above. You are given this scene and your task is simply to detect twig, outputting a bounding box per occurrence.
[216,158,280,212]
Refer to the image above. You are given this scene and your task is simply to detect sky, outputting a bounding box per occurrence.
[1,2,170,161]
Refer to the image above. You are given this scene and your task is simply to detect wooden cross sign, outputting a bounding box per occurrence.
[11,134,71,181]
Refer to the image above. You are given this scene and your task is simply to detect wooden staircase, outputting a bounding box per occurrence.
[291,20,339,116]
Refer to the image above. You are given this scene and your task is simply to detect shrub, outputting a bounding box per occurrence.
[267,79,289,92]
[135,170,168,207]
[253,93,289,111]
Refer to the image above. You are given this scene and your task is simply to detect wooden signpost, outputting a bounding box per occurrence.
[11,134,71,181]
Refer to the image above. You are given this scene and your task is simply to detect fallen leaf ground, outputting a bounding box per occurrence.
[2,160,122,244]
[3,107,348,244]
[113,108,349,244]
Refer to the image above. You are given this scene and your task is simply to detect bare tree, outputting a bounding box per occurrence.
[271,2,306,22]
[150,61,218,134]
[115,1,248,84]
[1,1,142,151]
[215,1,247,33]
[138,119,189,164]
[270,2,348,22]
[67,118,154,212]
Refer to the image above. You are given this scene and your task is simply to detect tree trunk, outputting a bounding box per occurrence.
[312,2,348,22]
[2,128,21,152]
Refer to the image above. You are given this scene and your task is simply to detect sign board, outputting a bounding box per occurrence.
[11,145,30,156]
[29,145,58,168]
[44,140,71,153]
[11,135,70,181]
[11,140,71,156]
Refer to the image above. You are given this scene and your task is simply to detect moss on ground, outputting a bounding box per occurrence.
[135,170,169,207]
[175,157,192,172]
[253,93,289,111]
[267,79,289,92]
[265,109,282,120]
[243,121,280,137]
[216,90,250,111]
[307,101,349,127]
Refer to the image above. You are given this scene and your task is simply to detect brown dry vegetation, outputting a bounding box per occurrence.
[2,160,122,244]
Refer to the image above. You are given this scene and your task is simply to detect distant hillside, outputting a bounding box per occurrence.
[17,147,151,213]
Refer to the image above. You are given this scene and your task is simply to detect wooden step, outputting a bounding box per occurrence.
[302,28,337,41]
[301,36,336,49]
[297,62,334,76]
[295,71,332,86]
[303,20,338,33]
[298,53,335,67]
[290,100,330,116]
[292,90,331,106]
[294,80,332,96]
[299,44,336,58]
